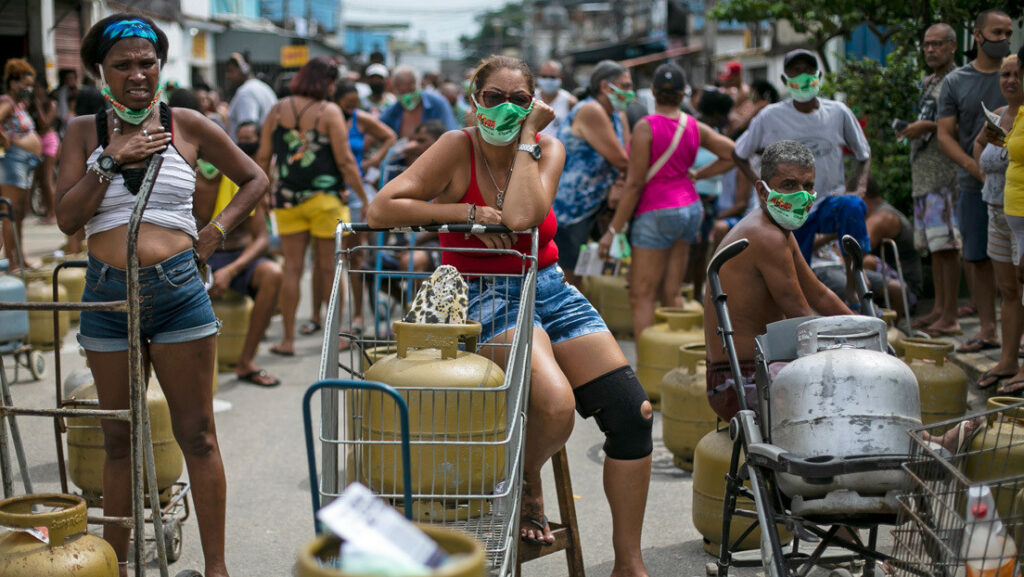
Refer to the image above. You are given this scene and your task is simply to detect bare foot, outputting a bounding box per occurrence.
[922,417,983,454]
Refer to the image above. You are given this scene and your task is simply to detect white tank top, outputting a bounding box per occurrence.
[84,144,198,240]
[537,89,574,138]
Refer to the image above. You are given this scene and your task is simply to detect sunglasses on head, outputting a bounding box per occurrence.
[477,89,533,109]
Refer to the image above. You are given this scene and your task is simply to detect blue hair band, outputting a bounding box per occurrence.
[96,18,159,62]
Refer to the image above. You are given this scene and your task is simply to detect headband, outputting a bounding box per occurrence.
[96,18,159,64]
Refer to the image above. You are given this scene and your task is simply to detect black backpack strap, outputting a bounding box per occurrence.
[96,109,108,148]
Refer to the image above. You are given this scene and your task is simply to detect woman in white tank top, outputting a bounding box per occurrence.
[55,14,266,577]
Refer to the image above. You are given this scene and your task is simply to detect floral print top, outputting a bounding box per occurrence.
[271,98,345,208]
[552,98,624,225]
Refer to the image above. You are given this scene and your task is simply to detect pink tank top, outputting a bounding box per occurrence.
[634,113,699,216]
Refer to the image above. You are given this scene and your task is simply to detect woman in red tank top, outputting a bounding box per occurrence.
[370,56,654,576]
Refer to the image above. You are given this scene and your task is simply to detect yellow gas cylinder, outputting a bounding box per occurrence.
[24,269,69,350]
[661,344,717,471]
[41,253,87,324]
[589,274,633,335]
[966,397,1024,522]
[212,290,254,372]
[296,524,486,577]
[637,308,704,407]
[692,429,792,554]
[902,337,967,430]
[881,309,906,356]
[65,379,184,499]
[0,494,118,576]
[363,321,506,521]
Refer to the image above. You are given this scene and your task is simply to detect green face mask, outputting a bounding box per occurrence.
[398,90,421,111]
[472,94,533,146]
[608,83,636,111]
[761,181,816,230]
[783,72,822,103]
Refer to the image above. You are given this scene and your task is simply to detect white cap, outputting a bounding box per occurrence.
[365,63,389,79]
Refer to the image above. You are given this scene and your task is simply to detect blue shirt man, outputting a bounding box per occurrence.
[380,66,459,138]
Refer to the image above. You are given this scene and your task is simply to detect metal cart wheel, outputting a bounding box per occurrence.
[28,350,45,380]
[164,517,182,563]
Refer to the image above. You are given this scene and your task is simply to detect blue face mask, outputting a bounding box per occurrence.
[537,77,561,94]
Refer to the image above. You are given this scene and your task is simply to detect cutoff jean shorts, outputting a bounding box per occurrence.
[78,249,220,352]
[0,144,42,189]
[467,264,609,345]
[630,202,703,250]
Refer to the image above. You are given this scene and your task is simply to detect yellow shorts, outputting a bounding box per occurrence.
[273,193,350,239]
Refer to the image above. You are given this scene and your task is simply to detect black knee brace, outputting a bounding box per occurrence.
[573,365,653,460]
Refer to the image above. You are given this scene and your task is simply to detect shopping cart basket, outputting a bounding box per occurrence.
[308,222,536,577]
[892,397,1024,577]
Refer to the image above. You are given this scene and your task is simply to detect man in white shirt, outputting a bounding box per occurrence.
[225,52,277,142]
[535,60,577,138]
[733,49,872,270]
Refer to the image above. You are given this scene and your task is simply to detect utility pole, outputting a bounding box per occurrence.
[703,0,718,85]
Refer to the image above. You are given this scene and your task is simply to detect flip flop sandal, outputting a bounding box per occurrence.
[520,514,553,547]
[299,321,321,335]
[269,346,295,357]
[976,370,1016,389]
[997,379,1024,396]
[956,339,1001,354]
[237,369,281,387]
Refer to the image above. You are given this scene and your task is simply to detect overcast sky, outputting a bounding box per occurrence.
[344,0,512,58]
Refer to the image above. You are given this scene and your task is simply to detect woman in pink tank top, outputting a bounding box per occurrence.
[599,63,736,337]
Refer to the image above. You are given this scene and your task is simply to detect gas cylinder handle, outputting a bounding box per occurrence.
[901,338,950,366]
[0,493,86,547]
[393,321,482,359]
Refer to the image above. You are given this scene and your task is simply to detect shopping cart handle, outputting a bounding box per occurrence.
[707,238,748,296]
[841,235,864,267]
[341,222,515,235]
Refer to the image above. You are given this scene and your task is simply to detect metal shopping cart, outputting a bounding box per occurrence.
[304,222,536,577]
[892,397,1024,577]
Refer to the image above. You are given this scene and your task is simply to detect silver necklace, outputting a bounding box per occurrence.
[479,141,516,209]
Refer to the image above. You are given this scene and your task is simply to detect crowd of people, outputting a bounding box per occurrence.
[0,6,1021,576]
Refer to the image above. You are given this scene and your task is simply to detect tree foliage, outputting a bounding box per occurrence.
[711,0,1024,67]
[709,0,1024,213]
[458,2,527,65]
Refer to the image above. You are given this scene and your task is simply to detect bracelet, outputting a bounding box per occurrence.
[608,222,628,235]
[466,203,476,225]
[210,218,228,248]
[87,162,114,184]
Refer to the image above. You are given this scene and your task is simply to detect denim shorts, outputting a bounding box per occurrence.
[467,264,609,345]
[630,202,703,250]
[78,249,220,352]
[0,145,42,189]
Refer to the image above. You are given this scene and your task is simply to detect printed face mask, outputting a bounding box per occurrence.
[608,83,636,111]
[537,77,561,94]
[761,181,816,230]
[471,94,533,146]
[398,90,421,111]
[783,72,822,103]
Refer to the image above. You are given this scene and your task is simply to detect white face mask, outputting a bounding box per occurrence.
[537,77,561,94]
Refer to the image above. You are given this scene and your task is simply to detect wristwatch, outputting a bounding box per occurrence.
[97,153,121,174]
[517,143,541,161]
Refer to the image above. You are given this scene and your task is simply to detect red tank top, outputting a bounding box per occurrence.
[439,131,559,274]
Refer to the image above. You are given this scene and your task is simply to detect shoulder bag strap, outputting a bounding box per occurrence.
[646,114,688,182]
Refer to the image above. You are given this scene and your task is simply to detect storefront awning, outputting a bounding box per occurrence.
[618,44,701,68]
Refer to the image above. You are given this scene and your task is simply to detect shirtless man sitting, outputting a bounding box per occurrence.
[703,140,853,422]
